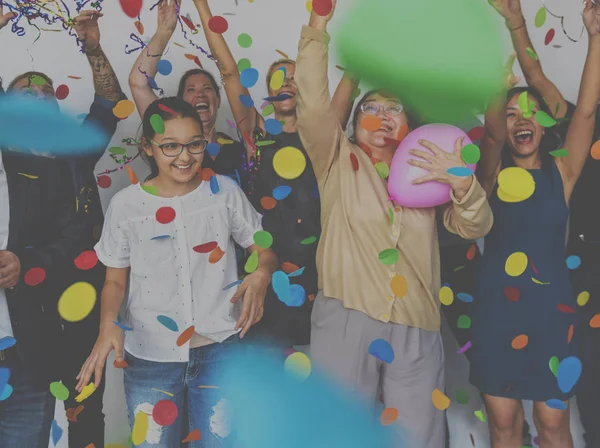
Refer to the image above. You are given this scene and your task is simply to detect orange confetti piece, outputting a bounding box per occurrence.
[113,359,129,368]
[396,124,409,142]
[184,53,197,60]
[177,325,196,346]
[591,140,600,160]
[276,49,289,59]
[308,293,316,301]
[182,429,201,443]
[134,20,144,35]
[511,334,528,350]
[193,56,203,68]
[380,408,399,426]
[66,405,85,422]
[567,324,574,343]
[360,115,382,132]
[466,244,477,261]
[68,76,82,80]
[208,246,225,264]
[432,388,450,410]
[590,314,600,328]
[126,165,139,184]
[201,168,216,181]
[261,197,277,210]
[173,42,185,48]
[390,275,407,297]
[282,262,300,274]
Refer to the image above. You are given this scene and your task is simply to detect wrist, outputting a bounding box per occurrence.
[506,15,525,31]
[85,44,102,56]
[451,176,473,200]
[253,268,272,283]
[156,27,175,39]
[309,14,328,31]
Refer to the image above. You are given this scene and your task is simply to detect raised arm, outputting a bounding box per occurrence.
[0,2,16,31]
[331,71,360,131]
[489,0,567,118]
[128,0,178,118]
[193,0,262,140]
[557,0,600,200]
[296,1,344,183]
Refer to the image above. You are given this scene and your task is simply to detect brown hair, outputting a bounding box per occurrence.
[176,69,221,99]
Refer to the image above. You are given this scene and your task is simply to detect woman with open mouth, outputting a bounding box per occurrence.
[471,2,600,447]
[192,0,359,351]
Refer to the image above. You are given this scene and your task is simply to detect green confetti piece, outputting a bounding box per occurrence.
[517,91,529,114]
[109,147,127,155]
[150,114,165,134]
[461,144,481,164]
[300,236,317,245]
[30,75,47,86]
[375,162,390,179]
[256,140,276,147]
[474,409,486,422]
[141,185,158,196]
[535,110,557,128]
[525,47,538,61]
[388,207,394,225]
[378,248,399,266]
[555,102,561,117]
[453,265,466,272]
[549,356,559,377]
[549,149,569,158]
[457,315,472,329]
[534,7,547,28]
[455,389,470,405]
[49,382,69,401]
[238,33,253,48]
[244,250,259,273]
[253,230,273,249]
[237,58,251,72]
[262,104,275,116]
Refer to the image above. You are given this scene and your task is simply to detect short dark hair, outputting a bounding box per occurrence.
[8,71,54,91]
[176,69,220,99]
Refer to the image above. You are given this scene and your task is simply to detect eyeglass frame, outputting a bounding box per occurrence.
[150,139,208,157]
[360,101,404,116]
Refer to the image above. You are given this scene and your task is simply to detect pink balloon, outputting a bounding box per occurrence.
[388,124,476,208]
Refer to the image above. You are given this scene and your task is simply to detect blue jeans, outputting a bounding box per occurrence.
[124,335,239,448]
[0,352,55,448]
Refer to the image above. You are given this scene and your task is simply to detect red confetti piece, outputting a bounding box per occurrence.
[193,56,203,69]
[312,0,333,16]
[350,153,359,171]
[68,76,82,80]
[97,175,111,189]
[504,286,520,302]
[181,15,196,31]
[134,20,144,35]
[467,126,485,141]
[358,142,373,158]
[152,399,178,426]
[158,104,178,117]
[184,53,197,61]
[181,429,201,443]
[380,408,399,426]
[74,251,99,270]
[208,16,228,34]
[113,359,129,368]
[156,206,176,224]
[193,242,218,253]
[66,405,85,422]
[55,84,69,100]
[590,314,600,328]
[24,267,46,286]
[466,243,477,261]
[308,293,316,301]
[567,324,574,343]
[545,29,556,46]
[281,262,300,274]
[119,0,143,18]
[557,304,576,314]
[260,197,277,210]
[383,137,402,147]
[201,168,216,182]
[177,325,195,346]
[531,260,538,275]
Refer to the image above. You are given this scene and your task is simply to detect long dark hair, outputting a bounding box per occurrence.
[176,69,221,99]
[139,97,205,180]
[502,87,561,173]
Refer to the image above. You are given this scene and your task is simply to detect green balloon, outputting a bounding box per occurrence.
[337,0,504,124]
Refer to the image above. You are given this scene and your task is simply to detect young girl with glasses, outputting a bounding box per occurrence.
[76,97,277,447]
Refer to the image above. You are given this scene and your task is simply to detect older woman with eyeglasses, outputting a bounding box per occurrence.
[295,2,493,446]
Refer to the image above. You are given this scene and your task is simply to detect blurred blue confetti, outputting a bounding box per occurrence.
[368,339,394,364]
[545,399,567,410]
[288,267,305,278]
[207,142,221,157]
[456,293,473,303]
[51,420,63,446]
[287,284,306,307]
[272,185,292,200]
[0,368,10,397]
[557,356,582,394]
[239,94,254,108]
[446,167,473,177]
[566,255,581,270]
[113,321,134,332]
[272,270,291,304]
[0,383,13,401]
[157,315,179,332]
[0,336,16,351]
[240,68,260,88]
[265,118,283,135]
[210,176,220,194]
[157,59,173,76]
[151,235,170,241]
[223,279,243,290]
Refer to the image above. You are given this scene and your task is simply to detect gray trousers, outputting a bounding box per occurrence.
[311,292,446,448]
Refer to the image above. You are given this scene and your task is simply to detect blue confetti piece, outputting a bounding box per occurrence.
[239,94,254,108]
[557,356,582,394]
[240,68,260,88]
[0,368,10,397]
[287,267,305,278]
[0,336,16,351]
[112,321,133,332]
[51,420,63,446]
[456,293,473,303]
[446,167,473,177]
[286,284,306,307]
[157,59,173,76]
[148,77,159,90]
[0,383,13,401]
[157,315,179,332]
[263,93,293,102]
[272,271,291,304]
[264,118,283,135]
[210,176,220,194]
[368,339,395,364]
[272,185,292,200]
[207,142,221,157]
[235,169,241,187]
[151,235,170,240]
[223,279,243,290]
[545,399,567,410]
[566,255,581,270]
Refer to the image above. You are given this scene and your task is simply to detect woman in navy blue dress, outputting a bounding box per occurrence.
[472,3,600,447]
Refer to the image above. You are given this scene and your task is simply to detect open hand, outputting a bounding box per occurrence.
[0,251,20,289]
[157,0,180,35]
[76,323,124,391]
[583,0,600,36]
[488,0,522,24]
[0,2,17,31]
[231,269,270,338]
[74,10,103,53]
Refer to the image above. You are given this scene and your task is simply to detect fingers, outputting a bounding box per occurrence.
[230,282,246,303]
[239,303,256,338]
[93,360,104,389]
[76,354,96,391]
[235,296,251,332]
[408,149,434,162]
[417,139,442,154]
[408,158,431,170]
[505,51,517,69]
[412,174,436,185]
[454,136,466,153]
[253,306,264,325]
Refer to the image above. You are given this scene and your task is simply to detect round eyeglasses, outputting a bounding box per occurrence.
[360,101,404,116]
[151,139,208,157]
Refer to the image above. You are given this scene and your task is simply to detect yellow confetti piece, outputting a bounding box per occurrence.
[58,282,96,322]
[151,388,174,397]
[497,167,535,203]
[305,1,313,12]
[74,383,96,403]
[432,388,450,410]
[273,146,307,180]
[18,172,39,179]
[173,42,185,48]
[577,291,590,306]
[505,252,527,277]
[474,409,486,422]
[439,286,454,306]
[390,275,407,297]
[197,385,221,389]
[217,138,234,145]
[531,277,550,285]
[131,410,149,446]
[270,69,285,91]
[284,352,311,381]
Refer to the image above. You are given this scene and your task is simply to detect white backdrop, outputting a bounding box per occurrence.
[0,0,590,446]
